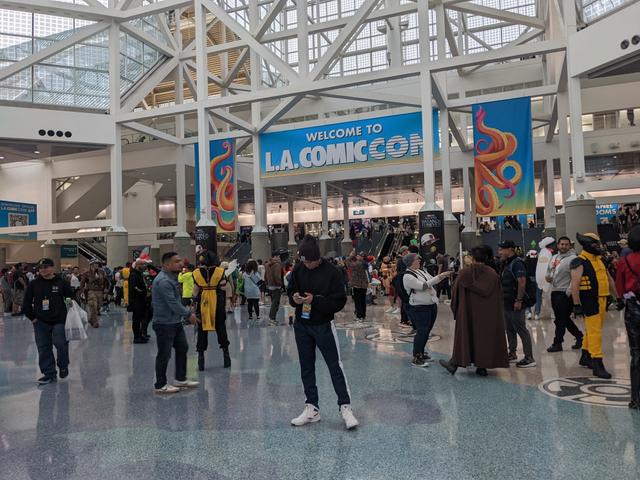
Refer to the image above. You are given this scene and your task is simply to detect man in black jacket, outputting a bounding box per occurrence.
[287,235,358,430]
[22,258,74,385]
[128,258,150,344]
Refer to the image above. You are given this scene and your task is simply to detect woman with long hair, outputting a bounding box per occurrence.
[440,245,509,376]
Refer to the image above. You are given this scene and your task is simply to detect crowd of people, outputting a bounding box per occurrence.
[2,224,640,431]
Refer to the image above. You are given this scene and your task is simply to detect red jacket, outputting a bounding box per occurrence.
[616,251,640,298]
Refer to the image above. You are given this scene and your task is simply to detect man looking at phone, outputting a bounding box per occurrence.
[287,235,358,430]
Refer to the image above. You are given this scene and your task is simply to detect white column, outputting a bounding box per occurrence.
[287,197,296,246]
[343,193,349,225]
[195,0,214,225]
[320,181,329,239]
[544,158,557,228]
[250,0,267,233]
[175,149,187,233]
[174,10,185,140]
[296,0,309,75]
[418,0,437,210]
[557,92,572,201]
[462,166,475,231]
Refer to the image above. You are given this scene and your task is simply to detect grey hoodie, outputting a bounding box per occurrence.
[546,249,577,293]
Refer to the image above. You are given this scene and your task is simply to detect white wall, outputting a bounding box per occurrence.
[124,181,159,247]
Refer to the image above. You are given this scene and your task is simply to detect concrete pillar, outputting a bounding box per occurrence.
[557,92,572,202]
[42,240,61,271]
[320,181,329,239]
[0,246,6,267]
[106,231,128,268]
[341,193,352,256]
[444,219,461,256]
[462,166,476,232]
[565,198,597,245]
[287,197,297,250]
[461,230,482,252]
[543,158,556,231]
[173,233,192,264]
[556,212,566,238]
[251,231,271,262]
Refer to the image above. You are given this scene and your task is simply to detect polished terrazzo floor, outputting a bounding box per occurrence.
[1,297,639,480]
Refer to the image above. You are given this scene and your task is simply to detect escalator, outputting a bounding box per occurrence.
[224,241,251,265]
[78,239,107,263]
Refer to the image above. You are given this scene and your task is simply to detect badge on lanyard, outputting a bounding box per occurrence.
[42,298,50,311]
[301,303,312,320]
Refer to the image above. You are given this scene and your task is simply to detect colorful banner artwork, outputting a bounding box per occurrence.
[0,200,37,241]
[195,139,237,232]
[472,97,535,217]
[259,111,439,177]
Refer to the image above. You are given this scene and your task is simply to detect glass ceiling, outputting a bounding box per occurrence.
[0,5,169,111]
[578,0,635,23]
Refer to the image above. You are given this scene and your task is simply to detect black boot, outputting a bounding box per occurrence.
[223,348,231,368]
[579,349,593,368]
[572,335,583,350]
[475,368,488,377]
[591,358,612,379]
[198,352,205,371]
[439,359,457,375]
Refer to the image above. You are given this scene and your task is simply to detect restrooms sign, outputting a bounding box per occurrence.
[259,111,438,178]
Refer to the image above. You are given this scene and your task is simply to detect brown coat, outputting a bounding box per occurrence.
[450,263,509,369]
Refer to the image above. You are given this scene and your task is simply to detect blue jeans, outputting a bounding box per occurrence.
[534,287,543,315]
[407,304,438,356]
[33,321,69,378]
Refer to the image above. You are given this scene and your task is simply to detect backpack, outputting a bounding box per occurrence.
[507,258,537,308]
[394,271,418,304]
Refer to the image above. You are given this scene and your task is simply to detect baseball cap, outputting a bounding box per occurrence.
[38,258,54,268]
[498,240,517,249]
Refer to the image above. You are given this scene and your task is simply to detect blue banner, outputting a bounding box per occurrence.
[0,200,37,241]
[596,203,619,224]
[194,139,237,232]
[259,111,439,177]
[473,97,535,217]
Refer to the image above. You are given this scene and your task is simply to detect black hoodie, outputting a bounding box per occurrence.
[287,259,347,325]
[23,274,74,324]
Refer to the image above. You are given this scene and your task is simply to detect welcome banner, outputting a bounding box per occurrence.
[472,97,535,217]
[0,200,37,241]
[194,139,237,232]
[259,111,439,178]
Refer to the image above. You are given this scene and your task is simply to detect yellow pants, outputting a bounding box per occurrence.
[583,297,607,359]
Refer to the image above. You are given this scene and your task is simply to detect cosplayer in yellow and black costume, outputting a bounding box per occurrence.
[570,233,618,379]
[193,250,230,371]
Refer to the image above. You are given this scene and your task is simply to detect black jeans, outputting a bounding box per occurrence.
[294,320,351,408]
[625,299,640,405]
[33,321,69,378]
[153,322,188,389]
[406,304,437,356]
[352,287,367,319]
[504,309,534,359]
[247,298,260,318]
[131,302,147,340]
[268,288,282,321]
[551,291,582,345]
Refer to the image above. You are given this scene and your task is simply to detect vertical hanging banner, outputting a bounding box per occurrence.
[473,97,535,217]
[194,139,237,232]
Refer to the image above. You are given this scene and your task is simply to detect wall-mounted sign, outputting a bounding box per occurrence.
[259,111,439,177]
[60,244,78,258]
[352,209,365,216]
[0,200,37,241]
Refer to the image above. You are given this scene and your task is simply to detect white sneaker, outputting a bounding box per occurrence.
[526,312,532,320]
[173,380,199,389]
[291,404,321,426]
[534,314,540,320]
[390,307,400,314]
[340,404,359,430]
[155,384,180,394]
[384,307,394,313]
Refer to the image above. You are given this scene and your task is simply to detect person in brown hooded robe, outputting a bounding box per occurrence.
[439,245,509,376]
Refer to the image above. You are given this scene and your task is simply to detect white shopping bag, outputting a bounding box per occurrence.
[65,300,88,341]
[75,300,88,327]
